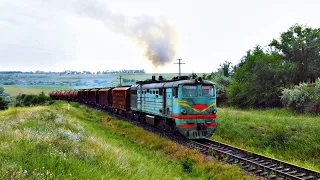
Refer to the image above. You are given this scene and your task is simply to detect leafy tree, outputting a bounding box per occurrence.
[189,72,197,79]
[218,60,232,77]
[0,87,11,103]
[214,75,231,93]
[206,72,215,80]
[270,24,320,83]
[0,96,8,110]
[228,46,296,108]
[202,74,207,80]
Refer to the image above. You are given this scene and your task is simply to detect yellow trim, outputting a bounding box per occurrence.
[179,102,200,112]
[167,99,216,112]
[167,100,187,104]
[201,102,216,112]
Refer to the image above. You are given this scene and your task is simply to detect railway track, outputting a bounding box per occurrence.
[112,111,320,179]
[190,138,320,180]
[77,102,320,180]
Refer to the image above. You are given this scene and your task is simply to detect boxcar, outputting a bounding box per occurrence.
[72,90,79,100]
[88,89,99,105]
[112,87,131,111]
[98,88,113,108]
[83,90,89,103]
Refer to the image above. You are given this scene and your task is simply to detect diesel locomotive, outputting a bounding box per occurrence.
[49,76,217,139]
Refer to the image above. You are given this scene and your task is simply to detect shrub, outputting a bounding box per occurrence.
[0,96,8,110]
[0,86,11,104]
[210,74,231,106]
[15,92,52,107]
[212,74,231,94]
[182,157,195,173]
[281,79,320,113]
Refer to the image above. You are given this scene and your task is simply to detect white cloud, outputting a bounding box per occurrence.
[0,0,76,71]
[0,0,320,73]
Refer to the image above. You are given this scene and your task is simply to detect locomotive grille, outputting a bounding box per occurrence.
[190,130,208,138]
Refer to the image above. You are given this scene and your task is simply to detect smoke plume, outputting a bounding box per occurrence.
[73,0,178,66]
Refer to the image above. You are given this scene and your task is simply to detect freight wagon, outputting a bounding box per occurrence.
[50,76,217,139]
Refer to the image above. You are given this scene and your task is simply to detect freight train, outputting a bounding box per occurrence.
[49,76,217,139]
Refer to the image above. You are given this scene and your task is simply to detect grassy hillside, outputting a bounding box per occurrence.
[3,85,69,96]
[212,107,320,171]
[0,73,197,89]
[0,101,254,179]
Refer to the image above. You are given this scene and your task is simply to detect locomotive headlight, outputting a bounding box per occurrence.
[212,108,217,114]
[181,109,187,115]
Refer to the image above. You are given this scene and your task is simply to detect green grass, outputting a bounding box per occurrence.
[212,107,320,171]
[0,102,254,179]
[3,85,69,96]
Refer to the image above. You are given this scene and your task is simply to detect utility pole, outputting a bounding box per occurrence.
[118,75,122,86]
[174,58,185,77]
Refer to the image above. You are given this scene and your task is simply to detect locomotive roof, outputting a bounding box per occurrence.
[131,79,214,89]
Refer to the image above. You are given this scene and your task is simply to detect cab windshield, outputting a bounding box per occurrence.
[202,85,214,97]
[182,85,198,97]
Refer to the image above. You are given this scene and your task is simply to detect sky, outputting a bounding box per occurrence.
[0,0,319,73]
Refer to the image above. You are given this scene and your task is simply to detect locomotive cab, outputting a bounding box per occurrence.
[171,79,217,139]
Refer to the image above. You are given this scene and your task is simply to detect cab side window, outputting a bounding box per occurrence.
[159,88,163,96]
[173,87,178,98]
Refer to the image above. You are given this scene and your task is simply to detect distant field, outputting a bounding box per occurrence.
[2,73,206,97]
[0,73,202,88]
[3,85,69,96]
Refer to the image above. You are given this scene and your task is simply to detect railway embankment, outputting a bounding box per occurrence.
[0,101,254,180]
[212,107,320,172]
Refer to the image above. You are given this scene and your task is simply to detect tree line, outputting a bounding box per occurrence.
[193,24,320,113]
[0,69,146,75]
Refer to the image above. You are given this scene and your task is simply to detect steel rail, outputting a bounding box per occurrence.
[190,139,320,180]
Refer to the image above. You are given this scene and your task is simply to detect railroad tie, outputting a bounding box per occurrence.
[254,169,263,174]
[228,159,235,164]
[259,171,269,177]
[287,170,297,174]
[295,173,306,177]
[281,168,291,172]
[301,176,315,180]
[273,166,284,170]
[248,167,256,172]
[268,164,278,168]
[260,162,271,166]
[267,174,277,179]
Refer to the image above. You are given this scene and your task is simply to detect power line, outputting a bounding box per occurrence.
[174,58,185,77]
[118,75,122,86]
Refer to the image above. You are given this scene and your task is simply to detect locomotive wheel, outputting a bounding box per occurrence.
[157,118,166,131]
[137,113,144,123]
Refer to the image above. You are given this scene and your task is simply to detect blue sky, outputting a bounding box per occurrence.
[0,0,319,73]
